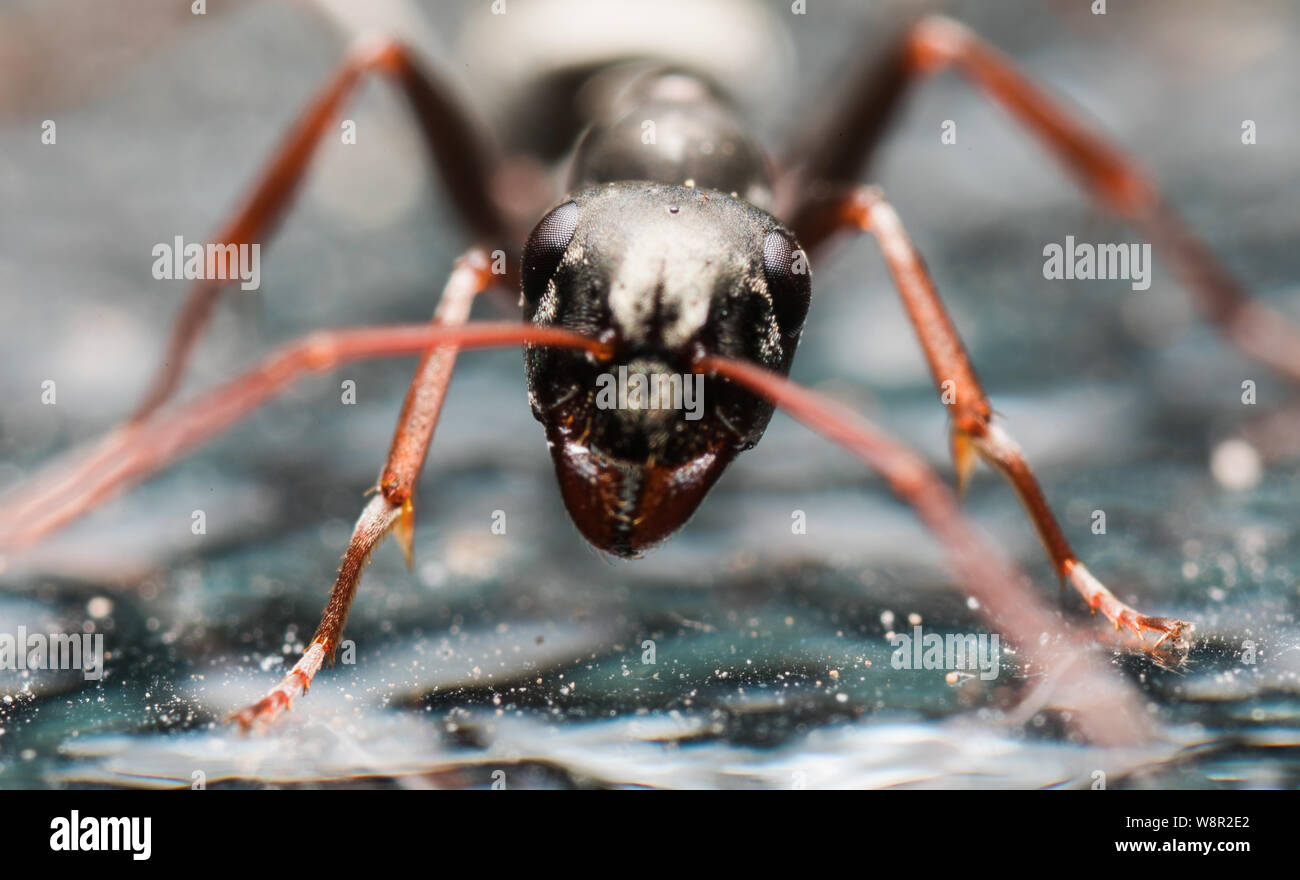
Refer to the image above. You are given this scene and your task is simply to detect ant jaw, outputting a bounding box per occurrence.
[546,429,735,557]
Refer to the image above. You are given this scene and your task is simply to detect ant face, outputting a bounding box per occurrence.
[521,182,811,556]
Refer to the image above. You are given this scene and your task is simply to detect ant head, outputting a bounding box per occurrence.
[520,182,811,556]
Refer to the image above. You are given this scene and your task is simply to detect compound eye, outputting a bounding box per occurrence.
[761,229,811,341]
[521,200,579,305]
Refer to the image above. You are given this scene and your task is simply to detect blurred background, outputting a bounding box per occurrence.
[0,0,1297,788]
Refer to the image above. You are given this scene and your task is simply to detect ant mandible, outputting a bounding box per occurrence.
[9,11,1288,741]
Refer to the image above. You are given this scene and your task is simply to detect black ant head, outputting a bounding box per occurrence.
[521,182,811,556]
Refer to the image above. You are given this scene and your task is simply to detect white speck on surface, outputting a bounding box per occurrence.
[1210,439,1262,490]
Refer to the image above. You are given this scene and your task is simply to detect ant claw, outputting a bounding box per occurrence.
[1135,616,1193,669]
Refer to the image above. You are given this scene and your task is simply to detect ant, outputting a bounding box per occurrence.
[4,7,1288,743]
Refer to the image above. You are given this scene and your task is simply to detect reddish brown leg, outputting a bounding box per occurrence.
[230,248,494,728]
[699,354,1150,746]
[134,34,508,422]
[0,250,609,727]
[787,14,1300,384]
[0,35,508,538]
[841,187,1189,666]
[2,255,605,729]
[0,312,609,554]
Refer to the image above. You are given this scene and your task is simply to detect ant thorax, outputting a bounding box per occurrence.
[567,66,774,210]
